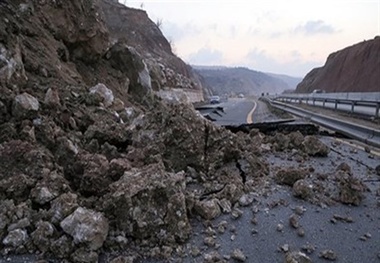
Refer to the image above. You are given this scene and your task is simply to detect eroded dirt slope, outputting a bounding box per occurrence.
[296,36,380,93]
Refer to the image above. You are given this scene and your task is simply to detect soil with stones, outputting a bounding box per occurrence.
[0,1,379,263]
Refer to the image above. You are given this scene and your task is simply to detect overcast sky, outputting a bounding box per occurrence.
[121,0,379,77]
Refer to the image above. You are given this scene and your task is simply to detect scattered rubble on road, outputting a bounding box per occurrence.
[0,1,379,263]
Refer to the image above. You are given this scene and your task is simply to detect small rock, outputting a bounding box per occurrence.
[275,168,308,186]
[203,251,222,263]
[319,249,337,261]
[71,247,98,263]
[12,92,39,119]
[89,83,114,107]
[293,206,306,215]
[364,146,371,153]
[195,199,221,220]
[44,88,61,107]
[301,243,316,254]
[293,179,313,199]
[231,248,246,262]
[218,199,232,214]
[2,229,28,247]
[336,162,351,173]
[289,214,300,229]
[276,223,284,232]
[238,194,254,206]
[204,236,216,247]
[280,244,290,253]
[190,245,201,257]
[231,208,243,219]
[302,136,330,156]
[297,227,305,237]
[251,228,258,235]
[285,251,312,263]
[332,214,354,223]
[217,220,228,234]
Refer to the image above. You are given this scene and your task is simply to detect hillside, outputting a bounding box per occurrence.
[0,0,267,260]
[296,37,380,93]
[266,73,302,91]
[194,66,292,96]
[100,0,204,101]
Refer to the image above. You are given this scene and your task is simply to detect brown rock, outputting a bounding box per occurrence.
[44,88,61,107]
[336,162,351,173]
[71,247,99,263]
[293,179,313,199]
[276,168,308,186]
[319,249,337,261]
[302,136,329,156]
[195,199,221,220]
[2,229,28,248]
[285,251,312,263]
[231,248,246,262]
[12,92,39,119]
[60,207,109,250]
[289,214,300,229]
[89,83,114,107]
[102,164,191,243]
[337,172,365,206]
[31,221,55,252]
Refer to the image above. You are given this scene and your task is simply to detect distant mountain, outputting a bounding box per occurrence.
[296,36,380,93]
[266,73,302,91]
[193,66,293,96]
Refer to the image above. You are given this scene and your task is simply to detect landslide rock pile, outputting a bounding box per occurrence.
[0,0,269,261]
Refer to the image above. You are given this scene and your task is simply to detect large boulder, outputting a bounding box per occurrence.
[102,163,191,244]
[302,136,330,156]
[60,207,109,250]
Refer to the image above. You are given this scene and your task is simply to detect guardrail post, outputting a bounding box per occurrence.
[376,103,380,118]
[323,99,326,107]
[334,100,338,110]
[313,99,316,105]
[351,101,355,114]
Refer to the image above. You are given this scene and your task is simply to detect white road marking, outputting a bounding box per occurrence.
[246,100,257,124]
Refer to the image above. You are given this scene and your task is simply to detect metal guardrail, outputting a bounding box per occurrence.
[265,98,380,148]
[273,92,380,117]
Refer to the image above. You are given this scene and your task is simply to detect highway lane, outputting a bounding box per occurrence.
[203,98,256,126]
[201,98,284,126]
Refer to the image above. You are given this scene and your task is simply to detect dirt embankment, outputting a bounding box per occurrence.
[296,36,380,93]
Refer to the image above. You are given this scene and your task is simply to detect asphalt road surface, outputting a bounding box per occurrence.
[203,98,282,126]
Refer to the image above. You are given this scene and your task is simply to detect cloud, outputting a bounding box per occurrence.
[245,48,321,77]
[294,20,337,35]
[187,47,224,65]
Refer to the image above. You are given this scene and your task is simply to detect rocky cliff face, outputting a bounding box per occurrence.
[99,0,204,102]
[296,37,380,93]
